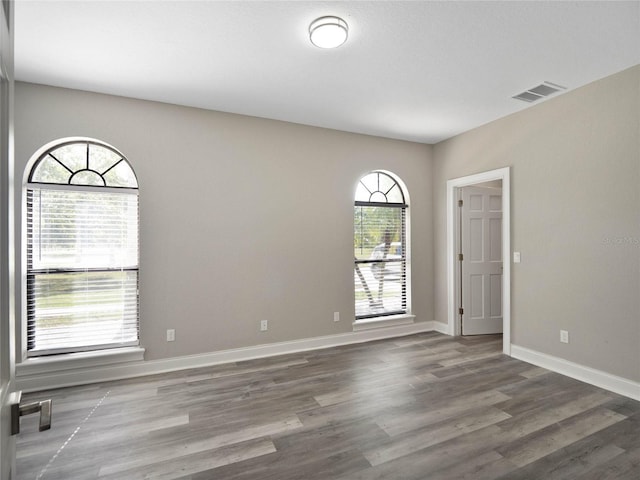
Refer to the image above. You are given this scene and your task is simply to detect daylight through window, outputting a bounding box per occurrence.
[26,139,139,356]
[354,171,408,319]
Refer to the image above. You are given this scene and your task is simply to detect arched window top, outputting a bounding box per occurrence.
[354,170,409,319]
[28,140,138,189]
[355,171,405,205]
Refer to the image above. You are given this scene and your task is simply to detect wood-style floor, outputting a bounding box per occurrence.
[17,332,640,479]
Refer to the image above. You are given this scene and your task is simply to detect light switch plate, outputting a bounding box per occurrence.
[513,252,521,263]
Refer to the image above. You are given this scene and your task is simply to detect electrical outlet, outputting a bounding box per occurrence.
[260,320,268,331]
[166,329,175,342]
[560,330,569,344]
[334,312,340,322]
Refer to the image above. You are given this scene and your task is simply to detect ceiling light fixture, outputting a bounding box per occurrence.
[309,16,348,49]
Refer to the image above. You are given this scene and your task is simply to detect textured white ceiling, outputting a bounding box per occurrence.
[14,1,640,143]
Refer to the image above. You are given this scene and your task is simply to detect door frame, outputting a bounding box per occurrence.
[0,1,15,477]
[446,167,511,355]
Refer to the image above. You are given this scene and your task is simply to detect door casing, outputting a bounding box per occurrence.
[0,1,16,478]
[446,167,511,354]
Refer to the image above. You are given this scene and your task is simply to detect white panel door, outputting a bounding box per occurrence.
[461,186,503,335]
[0,2,15,477]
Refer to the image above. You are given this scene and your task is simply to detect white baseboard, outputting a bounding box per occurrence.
[17,321,436,393]
[431,321,450,335]
[511,344,640,401]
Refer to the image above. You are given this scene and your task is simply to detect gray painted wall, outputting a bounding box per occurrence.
[433,65,640,382]
[14,82,434,361]
[13,65,640,385]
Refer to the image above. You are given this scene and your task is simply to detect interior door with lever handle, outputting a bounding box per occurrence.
[10,391,52,435]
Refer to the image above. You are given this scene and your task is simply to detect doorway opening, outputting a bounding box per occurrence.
[446,167,511,355]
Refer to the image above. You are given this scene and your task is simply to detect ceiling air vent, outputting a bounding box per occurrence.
[513,81,566,103]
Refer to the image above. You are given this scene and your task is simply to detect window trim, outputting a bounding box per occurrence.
[352,313,416,331]
[354,170,411,322]
[16,346,145,378]
[22,138,140,359]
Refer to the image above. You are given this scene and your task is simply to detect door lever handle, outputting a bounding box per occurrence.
[10,391,53,435]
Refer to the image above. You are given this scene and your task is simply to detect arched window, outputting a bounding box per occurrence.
[354,171,408,319]
[26,139,139,356]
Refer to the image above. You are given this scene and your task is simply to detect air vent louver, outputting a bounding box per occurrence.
[513,81,566,103]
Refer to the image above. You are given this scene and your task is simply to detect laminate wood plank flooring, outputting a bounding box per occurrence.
[16,332,640,479]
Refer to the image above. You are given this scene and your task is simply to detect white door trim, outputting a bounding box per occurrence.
[446,167,511,355]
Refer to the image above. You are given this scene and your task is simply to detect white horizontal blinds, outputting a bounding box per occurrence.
[27,271,139,353]
[354,171,408,319]
[28,189,138,270]
[354,206,407,318]
[26,140,139,356]
[27,187,139,355]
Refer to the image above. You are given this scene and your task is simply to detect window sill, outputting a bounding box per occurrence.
[16,346,145,378]
[352,314,415,331]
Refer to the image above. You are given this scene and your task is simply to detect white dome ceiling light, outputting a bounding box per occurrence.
[309,16,348,49]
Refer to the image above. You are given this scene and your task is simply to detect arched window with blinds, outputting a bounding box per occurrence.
[26,139,139,356]
[354,171,409,319]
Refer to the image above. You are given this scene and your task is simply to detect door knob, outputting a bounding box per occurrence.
[10,391,52,435]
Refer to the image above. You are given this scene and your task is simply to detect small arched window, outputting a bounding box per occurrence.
[26,139,139,356]
[354,171,408,319]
